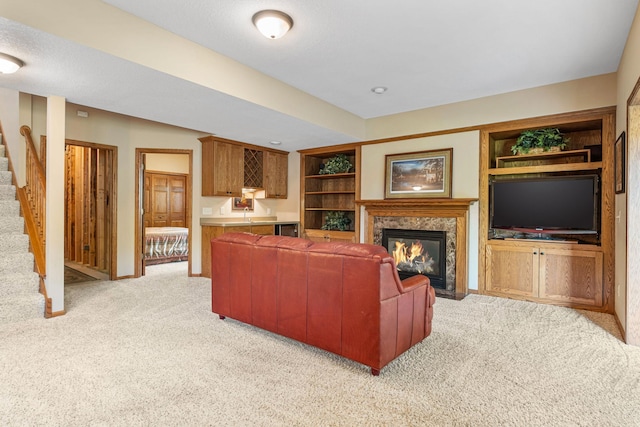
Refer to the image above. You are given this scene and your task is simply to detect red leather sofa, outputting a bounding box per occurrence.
[210,232,436,375]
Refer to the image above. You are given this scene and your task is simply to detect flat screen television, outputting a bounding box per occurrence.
[490,175,599,235]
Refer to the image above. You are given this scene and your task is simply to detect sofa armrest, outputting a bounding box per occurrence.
[398,274,430,293]
[380,258,432,298]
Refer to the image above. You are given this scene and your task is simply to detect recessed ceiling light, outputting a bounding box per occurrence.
[371,86,387,95]
[269,140,282,145]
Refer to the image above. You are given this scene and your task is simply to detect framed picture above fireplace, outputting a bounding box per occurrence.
[384,148,452,199]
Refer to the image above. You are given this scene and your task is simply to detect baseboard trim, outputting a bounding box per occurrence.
[614,312,626,343]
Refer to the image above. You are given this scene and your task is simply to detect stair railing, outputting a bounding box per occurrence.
[18,125,50,316]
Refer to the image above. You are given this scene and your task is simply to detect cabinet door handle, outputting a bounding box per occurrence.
[533,251,538,255]
[540,252,544,255]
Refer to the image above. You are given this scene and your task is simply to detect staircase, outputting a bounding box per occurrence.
[0,139,45,324]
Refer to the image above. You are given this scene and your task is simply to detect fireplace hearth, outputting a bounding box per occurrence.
[382,228,446,289]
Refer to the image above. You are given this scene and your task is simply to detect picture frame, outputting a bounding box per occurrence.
[615,131,626,194]
[384,148,453,199]
[232,197,253,211]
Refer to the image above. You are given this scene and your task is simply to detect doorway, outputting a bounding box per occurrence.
[64,139,117,280]
[135,148,193,277]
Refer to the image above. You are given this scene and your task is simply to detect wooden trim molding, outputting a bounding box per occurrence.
[135,148,193,278]
[357,198,477,298]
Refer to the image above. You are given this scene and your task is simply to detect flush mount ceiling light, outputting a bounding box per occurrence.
[252,10,293,39]
[269,140,282,145]
[0,53,24,74]
[371,86,387,95]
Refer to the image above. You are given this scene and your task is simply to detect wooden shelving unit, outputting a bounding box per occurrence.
[299,146,360,242]
[479,107,616,312]
[495,148,591,168]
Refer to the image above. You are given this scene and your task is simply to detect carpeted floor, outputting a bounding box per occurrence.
[1,263,638,426]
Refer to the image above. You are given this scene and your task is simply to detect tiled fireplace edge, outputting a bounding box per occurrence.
[374,216,457,292]
[357,198,478,298]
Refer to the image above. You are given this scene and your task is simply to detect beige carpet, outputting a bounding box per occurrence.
[1,262,639,426]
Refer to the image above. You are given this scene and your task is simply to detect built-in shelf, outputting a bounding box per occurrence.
[305,209,355,212]
[305,191,356,195]
[495,148,591,168]
[479,107,616,312]
[299,147,360,242]
[489,161,603,175]
[305,172,356,180]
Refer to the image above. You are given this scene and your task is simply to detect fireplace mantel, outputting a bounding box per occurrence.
[357,198,477,298]
[356,198,477,212]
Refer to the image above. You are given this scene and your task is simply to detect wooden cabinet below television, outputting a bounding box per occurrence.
[486,240,603,308]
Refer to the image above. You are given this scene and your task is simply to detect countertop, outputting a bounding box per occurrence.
[200,217,299,227]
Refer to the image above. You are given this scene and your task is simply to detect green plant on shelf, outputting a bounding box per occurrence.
[319,154,352,174]
[321,211,351,231]
[511,128,569,155]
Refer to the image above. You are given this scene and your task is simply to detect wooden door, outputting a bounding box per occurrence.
[144,171,187,228]
[169,176,186,227]
[538,248,603,306]
[151,174,170,227]
[485,243,538,298]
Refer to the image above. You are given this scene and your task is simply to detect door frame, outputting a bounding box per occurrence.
[65,138,118,280]
[134,148,193,277]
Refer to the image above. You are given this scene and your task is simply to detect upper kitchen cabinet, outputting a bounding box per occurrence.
[200,136,289,198]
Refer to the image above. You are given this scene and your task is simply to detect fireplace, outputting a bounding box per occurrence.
[382,228,446,289]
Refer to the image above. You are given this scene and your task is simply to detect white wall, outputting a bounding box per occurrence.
[361,132,480,289]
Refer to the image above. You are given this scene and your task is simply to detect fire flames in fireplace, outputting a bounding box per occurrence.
[391,240,437,275]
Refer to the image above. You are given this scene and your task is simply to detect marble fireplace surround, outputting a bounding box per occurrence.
[357,199,477,298]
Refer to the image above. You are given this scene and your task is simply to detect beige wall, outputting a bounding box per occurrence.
[366,73,617,139]
[62,104,206,277]
[0,56,624,317]
[0,88,23,184]
[616,4,640,339]
[364,76,617,294]
[361,131,480,289]
[146,153,189,175]
[22,97,299,278]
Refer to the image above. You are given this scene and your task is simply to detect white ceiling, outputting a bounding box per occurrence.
[0,0,638,150]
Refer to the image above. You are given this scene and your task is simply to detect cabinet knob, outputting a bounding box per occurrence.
[540,252,544,255]
[533,251,538,255]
